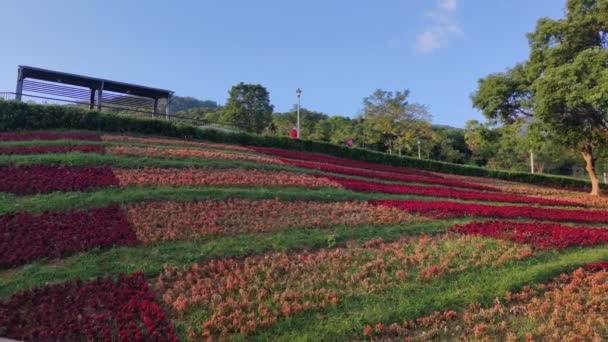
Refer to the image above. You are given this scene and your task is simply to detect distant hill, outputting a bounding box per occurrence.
[170,96,219,113]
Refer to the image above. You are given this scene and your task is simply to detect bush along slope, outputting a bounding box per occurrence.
[0,99,596,189]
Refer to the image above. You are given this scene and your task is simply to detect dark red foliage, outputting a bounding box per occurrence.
[0,205,137,268]
[0,164,118,195]
[326,176,580,206]
[370,199,608,223]
[585,261,608,272]
[450,220,608,249]
[252,146,439,178]
[0,132,100,141]
[283,158,496,191]
[0,272,178,341]
[0,145,104,155]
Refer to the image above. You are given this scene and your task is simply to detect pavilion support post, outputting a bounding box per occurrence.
[165,94,172,120]
[15,68,24,102]
[89,88,96,110]
[153,98,159,117]
[97,82,104,111]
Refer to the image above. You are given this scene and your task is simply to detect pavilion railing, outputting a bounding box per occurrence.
[0,92,242,132]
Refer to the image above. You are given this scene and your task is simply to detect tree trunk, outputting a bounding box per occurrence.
[581,148,600,196]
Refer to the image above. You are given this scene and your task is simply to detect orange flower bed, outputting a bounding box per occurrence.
[101,135,253,152]
[361,267,608,341]
[113,167,340,188]
[156,235,533,339]
[127,199,421,242]
[107,146,283,165]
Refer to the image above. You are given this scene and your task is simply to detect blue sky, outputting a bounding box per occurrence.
[1,0,564,127]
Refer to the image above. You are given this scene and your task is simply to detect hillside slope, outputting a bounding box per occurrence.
[0,129,607,341]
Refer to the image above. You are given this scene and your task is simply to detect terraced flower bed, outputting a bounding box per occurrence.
[361,266,608,341]
[0,164,118,195]
[0,145,104,155]
[328,176,580,206]
[450,220,608,249]
[114,167,340,188]
[0,205,137,268]
[281,158,496,191]
[127,199,421,242]
[0,272,177,341]
[252,146,438,177]
[372,199,608,223]
[1,129,607,341]
[156,234,533,339]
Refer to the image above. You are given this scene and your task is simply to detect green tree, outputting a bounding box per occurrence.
[270,108,329,138]
[362,89,432,155]
[221,83,274,133]
[472,0,608,195]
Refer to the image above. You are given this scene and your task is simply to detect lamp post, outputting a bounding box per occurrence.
[417,139,421,159]
[296,88,302,138]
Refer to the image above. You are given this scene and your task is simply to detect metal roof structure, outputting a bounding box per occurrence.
[15,65,173,115]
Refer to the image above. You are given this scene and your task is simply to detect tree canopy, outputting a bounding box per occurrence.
[221,83,274,133]
[472,0,608,194]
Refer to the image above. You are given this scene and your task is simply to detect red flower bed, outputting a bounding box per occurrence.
[0,164,118,195]
[370,199,608,223]
[0,145,104,155]
[0,272,178,341]
[326,176,579,206]
[450,220,608,249]
[114,167,340,188]
[586,261,608,272]
[0,205,137,268]
[252,146,439,178]
[0,132,100,141]
[284,159,496,191]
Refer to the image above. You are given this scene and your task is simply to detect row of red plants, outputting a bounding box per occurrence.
[0,145,104,155]
[0,205,137,268]
[283,158,496,191]
[252,146,439,178]
[0,164,118,195]
[0,132,100,141]
[324,176,580,207]
[450,220,608,249]
[370,199,608,223]
[0,272,178,341]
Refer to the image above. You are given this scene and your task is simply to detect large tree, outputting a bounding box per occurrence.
[472,0,608,195]
[362,89,432,155]
[221,83,274,133]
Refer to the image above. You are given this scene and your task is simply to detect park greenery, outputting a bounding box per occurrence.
[472,0,608,194]
[167,0,606,188]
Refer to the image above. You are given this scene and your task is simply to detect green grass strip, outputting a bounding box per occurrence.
[254,246,608,341]
[0,220,457,298]
[0,184,567,215]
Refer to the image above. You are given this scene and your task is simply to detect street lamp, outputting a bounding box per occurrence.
[417,139,421,159]
[296,88,302,138]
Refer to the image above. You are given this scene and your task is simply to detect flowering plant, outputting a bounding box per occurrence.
[0,164,118,195]
[0,272,178,341]
[0,205,137,268]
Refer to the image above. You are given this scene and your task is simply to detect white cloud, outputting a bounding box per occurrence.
[438,0,458,12]
[415,0,462,54]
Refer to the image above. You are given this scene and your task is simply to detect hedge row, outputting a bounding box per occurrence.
[0,100,593,189]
